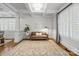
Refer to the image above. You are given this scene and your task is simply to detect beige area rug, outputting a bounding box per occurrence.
[0,40,69,56]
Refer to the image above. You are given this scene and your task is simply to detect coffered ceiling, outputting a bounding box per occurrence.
[0,3,68,17]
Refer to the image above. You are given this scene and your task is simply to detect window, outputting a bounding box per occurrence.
[0,18,16,31]
[58,4,79,41]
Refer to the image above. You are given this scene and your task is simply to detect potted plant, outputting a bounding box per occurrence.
[24,24,30,36]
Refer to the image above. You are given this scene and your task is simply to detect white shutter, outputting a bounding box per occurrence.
[0,18,16,31]
[58,4,79,55]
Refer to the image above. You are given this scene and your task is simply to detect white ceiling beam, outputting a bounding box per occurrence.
[24,3,32,16]
[3,3,18,14]
[0,4,18,17]
[24,3,31,12]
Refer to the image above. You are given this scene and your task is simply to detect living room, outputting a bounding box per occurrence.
[0,3,58,43]
[0,3,67,56]
[0,3,79,56]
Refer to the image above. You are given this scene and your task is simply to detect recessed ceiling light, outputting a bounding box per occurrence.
[28,3,47,12]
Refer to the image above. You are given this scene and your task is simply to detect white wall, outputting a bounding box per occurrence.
[0,14,56,43]
[20,15,56,39]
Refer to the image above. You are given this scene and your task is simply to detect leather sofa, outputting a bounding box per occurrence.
[30,32,48,40]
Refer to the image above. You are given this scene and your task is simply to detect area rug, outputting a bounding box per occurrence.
[0,40,69,56]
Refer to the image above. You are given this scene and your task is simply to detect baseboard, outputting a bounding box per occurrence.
[23,38,30,40]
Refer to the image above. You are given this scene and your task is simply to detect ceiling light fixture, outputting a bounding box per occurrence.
[28,3,47,12]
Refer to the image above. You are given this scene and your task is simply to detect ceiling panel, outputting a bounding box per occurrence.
[0,3,11,12]
[10,3,26,10]
[45,3,67,13]
[9,3,30,12]
[9,3,30,16]
[0,3,17,17]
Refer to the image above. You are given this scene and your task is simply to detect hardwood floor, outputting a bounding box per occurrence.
[59,43,77,56]
[0,39,71,56]
[49,38,77,56]
[0,40,16,54]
